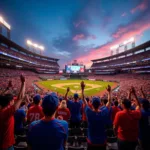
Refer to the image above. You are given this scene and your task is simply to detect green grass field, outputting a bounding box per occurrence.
[38,80,116,96]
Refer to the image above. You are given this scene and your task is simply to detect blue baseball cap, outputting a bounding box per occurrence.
[42,93,59,110]
[139,98,147,103]
[92,97,101,108]
[33,94,41,103]
[139,98,149,106]
[74,93,79,99]
[59,97,63,102]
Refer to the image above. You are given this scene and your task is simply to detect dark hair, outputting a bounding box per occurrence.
[42,107,57,117]
[142,100,149,111]
[102,98,108,105]
[93,104,100,109]
[0,94,13,108]
[114,100,119,106]
[86,97,89,102]
[20,101,26,107]
[122,99,131,109]
[33,98,40,105]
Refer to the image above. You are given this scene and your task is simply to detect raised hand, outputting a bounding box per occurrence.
[131,86,136,94]
[20,74,25,83]
[67,87,70,93]
[8,80,12,88]
[81,81,85,91]
[106,85,111,93]
[140,86,143,92]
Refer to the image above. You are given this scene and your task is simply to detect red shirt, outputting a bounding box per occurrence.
[111,106,121,122]
[56,107,70,121]
[0,105,15,149]
[113,109,141,141]
[27,105,44,123]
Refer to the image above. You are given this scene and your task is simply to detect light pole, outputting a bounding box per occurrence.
[26,40,45,55]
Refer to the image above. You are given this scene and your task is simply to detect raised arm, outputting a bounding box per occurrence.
[131,86,141,110]
[64,87,70,101]
[106,85,112,108]
[81,81,87,105]
[14,74,26,110]
[128,88,132,100]
[140,87,146,99]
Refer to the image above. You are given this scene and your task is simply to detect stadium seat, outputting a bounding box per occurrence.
[14,142,28,150]
[106,129,115,137]
[107,137,117,143]
[67,146,85,150]
[69,128,83,136]
[76,136,87,146]
[67,136,76,146]
[14,147,27,150]
[15,135,27,144]
[82,128,87,136]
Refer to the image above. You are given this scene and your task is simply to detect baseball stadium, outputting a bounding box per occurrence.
[0,1,150,150]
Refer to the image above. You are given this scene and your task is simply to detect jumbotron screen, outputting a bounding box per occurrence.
[66,65,85,73]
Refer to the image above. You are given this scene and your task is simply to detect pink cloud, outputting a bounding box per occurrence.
[131,0,148,14]
[75,21,150,67]
[112,22,150,39]
[121,12,127,17]
[73,34,85,41]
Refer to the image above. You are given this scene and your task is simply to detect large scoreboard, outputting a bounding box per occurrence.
[65,65,85,73]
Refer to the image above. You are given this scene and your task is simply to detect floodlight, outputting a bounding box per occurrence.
[0,16,3,22]
[39,46,44,50]
[27,40,32,45]
[110,44,119,50]
[0,16,11,30]
[123,41,128,45]
[130,37,134,42]
[34,44,38,48]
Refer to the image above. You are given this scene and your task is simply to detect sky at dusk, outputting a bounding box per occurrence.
[0,0,150,69]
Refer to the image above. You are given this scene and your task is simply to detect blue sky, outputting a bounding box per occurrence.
[0,0,150,68]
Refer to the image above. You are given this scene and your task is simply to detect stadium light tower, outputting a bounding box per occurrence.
[26,40,45,55]
[0,15,11,39]
[110,44,119,55]
[110,37,135,56]
[123,37,135,51]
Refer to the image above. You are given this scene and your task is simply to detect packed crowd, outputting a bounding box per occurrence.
[91,50,150,69]
[88,74,150,98]
[0,73,150,150]
[0,46,59,68]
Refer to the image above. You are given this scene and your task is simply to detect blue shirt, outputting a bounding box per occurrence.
[28,119,68,150]
[14,109,26,131]
[67,100,82,122]
[139,109,150,140]
[100,106,112,126]
[85,106,108,145]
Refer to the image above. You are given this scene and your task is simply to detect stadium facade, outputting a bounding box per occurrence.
[91,41,150,75]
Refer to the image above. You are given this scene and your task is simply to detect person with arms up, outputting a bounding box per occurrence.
[27,92,68,150]
[81,81,112,150]
[113,86,141,150]
[0,75,25,150]
[65,88,82,128]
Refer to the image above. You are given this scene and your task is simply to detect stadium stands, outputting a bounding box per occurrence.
[0,34,59,74]
[0,28,150,150]
[91,41,150,74]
